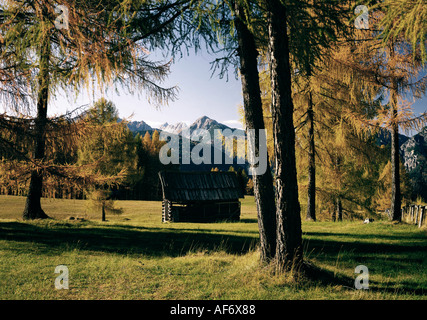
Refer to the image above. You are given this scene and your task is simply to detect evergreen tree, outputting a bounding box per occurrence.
[377,0,427,62]
[232,0,277,262]
[142,131,152,149]
[77,99,142,191]
[337,9,427,221]
[266,0,303,271]
[86,189,123,221]
[0,0,176,219]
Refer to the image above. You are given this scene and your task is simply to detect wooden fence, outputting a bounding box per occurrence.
[400,205,427,228]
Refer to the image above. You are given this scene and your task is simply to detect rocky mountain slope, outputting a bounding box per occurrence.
[400,127,427,200]
[376,126,427,200]
[375,127,409,146]
[124,117,426,199]
[158,122,189,135]
[122,119,153,132]
[124,116,247,172]
[125,115,244,137]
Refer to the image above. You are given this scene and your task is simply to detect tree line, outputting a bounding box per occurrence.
[0,0,426,274]
[0,98,172,201]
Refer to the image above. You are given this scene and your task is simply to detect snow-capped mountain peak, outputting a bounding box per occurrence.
[158,121,189,135]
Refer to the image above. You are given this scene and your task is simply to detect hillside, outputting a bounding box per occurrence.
[375,126,427,201]
[123,117,427,200]
[124,116,248,173]
[400,127,427,200]
[120,119,153,132]
[123,115,244,137]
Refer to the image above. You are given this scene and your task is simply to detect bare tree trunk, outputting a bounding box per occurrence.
[390,86,401,222]
[335,155,342,222]
[331,201,336,222]
[267,0,303,271]
[102,202,106,221]
[23,30,51,220]
[306,88,316,221]
[233,1,277,262]
[336,197,342,222]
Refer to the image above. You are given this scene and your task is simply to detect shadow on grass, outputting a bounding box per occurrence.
[302,236,426,256]
[238,218,258,224]
[0,221,258,257]
[303,231,425,242]
[302,236,426,296]
[301,262,426,296]
[0,220,425,295]
[300,261,354,288]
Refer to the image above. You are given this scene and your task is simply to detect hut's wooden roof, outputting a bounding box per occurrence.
[158,171,244,202]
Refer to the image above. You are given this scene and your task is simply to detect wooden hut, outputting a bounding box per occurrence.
[158,171,244,222]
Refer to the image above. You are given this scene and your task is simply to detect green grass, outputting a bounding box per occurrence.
[0,195,425,300]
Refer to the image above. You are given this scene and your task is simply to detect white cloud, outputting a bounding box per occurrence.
[222,120,243,128]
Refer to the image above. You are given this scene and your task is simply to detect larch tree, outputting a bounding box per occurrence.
[231,0,351,266]
[76,99,139,180]
[377,0,427,219]
[310,38,384,220]
[340,7,426,221]
[376,0,427,63]
[0,0,177,219]
[374,41,426,222]
[264,0,351,270]
[77,98,139,221]
[231,0,277,262]
[289,0,349,222]
[265,0,303,271]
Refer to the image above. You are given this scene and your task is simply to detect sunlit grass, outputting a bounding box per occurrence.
[0,195,425,299]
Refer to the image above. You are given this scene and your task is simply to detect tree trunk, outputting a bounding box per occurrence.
[267,0,303,271]
[336,197,342,222]
[102,202,106,221]
[233,1,277,262]
[306,88,316,221]
[390,87,401,222]
[331,202,336,222]
[23,30,51,220]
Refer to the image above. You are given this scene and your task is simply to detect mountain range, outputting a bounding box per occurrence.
[374,126,427,200]
[124,119,154,132]
[399,127,427,200]
[122,116,246,172]
[159,122,189,135]
[124,115,245,137]
[123,116,426,200]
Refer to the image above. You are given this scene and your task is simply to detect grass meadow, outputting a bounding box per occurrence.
[0,195,425,300]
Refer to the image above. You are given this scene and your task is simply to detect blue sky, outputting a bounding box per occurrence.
[28,50,427,135]
[50,51,245,129]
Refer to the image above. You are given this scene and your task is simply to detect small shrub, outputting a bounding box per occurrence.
[86,189,123,221]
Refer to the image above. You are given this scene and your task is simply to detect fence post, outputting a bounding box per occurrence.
[415,205,420,225]
[419,206,426,228]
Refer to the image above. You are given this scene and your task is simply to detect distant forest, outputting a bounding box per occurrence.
[1,97,425,222]
[0,98,252,201]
